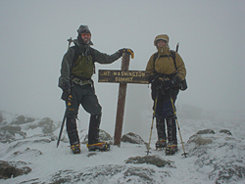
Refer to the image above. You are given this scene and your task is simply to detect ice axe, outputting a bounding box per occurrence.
[57,110,66,148]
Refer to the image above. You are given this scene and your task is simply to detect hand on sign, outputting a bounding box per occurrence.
[118,48,134,59]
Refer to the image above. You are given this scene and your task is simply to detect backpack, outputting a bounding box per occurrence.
[70,45,96,79]
[153,51,187,91]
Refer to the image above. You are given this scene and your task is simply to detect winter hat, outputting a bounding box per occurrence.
[154,34,169,46]
[77,25,93,45]
[77,25,91,34]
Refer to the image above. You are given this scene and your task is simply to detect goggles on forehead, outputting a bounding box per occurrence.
[157,39,167,43]
[81,32,91,37]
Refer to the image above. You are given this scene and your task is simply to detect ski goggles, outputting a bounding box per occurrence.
[81,32,91,37]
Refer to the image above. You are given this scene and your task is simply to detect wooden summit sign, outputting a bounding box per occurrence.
[99,70,149,84]
[98,53,150,146]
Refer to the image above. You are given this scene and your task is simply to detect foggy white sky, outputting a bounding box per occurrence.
[0,1,244,135]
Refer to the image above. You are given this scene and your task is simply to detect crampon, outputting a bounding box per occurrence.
[165,144,178,155]
[87,141,110,152]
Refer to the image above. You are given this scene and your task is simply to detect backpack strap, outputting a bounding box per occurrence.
[153,50,178,74]
[170,50,178,71]
[70,45,96,74]
[153,52,158,74]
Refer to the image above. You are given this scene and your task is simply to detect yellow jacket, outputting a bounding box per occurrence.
[146,34,186,81]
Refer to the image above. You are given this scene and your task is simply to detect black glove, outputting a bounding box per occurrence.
[152,77,163,90]
[172,75,182,85]
[162,79,175,90]
[148,75,156,83]
[61,90,69,101]
[118,48,134,59]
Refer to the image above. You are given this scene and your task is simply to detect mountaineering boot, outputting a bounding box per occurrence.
[71,144,81,154]
[165,141,178,155]
[166,115,178,155]
[155,139,167,149]
[87,114,110,151]
[87,141,110,151]
[66,117,81,154]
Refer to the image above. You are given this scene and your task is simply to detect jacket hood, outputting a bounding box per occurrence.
[154,34,169,46]
[77,25,93,45]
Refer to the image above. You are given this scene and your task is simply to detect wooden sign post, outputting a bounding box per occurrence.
[98,53,150,146]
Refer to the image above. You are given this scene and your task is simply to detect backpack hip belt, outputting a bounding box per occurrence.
[72,78,92,86]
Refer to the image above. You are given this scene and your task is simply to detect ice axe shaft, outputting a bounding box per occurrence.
[57,110,66,148]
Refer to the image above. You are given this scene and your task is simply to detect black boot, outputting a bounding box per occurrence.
[87,114,110,151]
[155,118,167,149]
[165,116,178,155]
[66,117,81,154]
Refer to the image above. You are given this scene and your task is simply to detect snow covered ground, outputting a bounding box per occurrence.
[0,110,244,184]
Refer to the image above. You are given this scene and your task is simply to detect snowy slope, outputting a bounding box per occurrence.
[0,110,244,184]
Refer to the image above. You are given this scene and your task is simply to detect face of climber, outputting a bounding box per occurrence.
[81,32,91,44]
[157,40,167,48]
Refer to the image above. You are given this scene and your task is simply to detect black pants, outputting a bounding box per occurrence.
[66,84,102,118]
[66,84,102,145]
[152,87,179,144]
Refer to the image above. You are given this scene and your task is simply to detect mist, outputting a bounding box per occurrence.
[0,0,244,137]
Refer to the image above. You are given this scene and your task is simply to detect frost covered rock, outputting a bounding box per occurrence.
[0,160,31,179]
[13,147,43,157]
[219,129,232,135]
[196,128,215,134]
[11,115,35,125]
[0,125,26,143]
[186,129,245,184]
[125,155,174,168]
[27,117,55,134]
[121,132,145,144]
[82,129,113,144]
[0,113,3,124]
[49,165,170,184]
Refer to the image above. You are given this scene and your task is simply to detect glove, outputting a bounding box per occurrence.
[61,90,70,101]
[148,75,156,83]
[118,48,134,59]
[60,82,70,101]
[172,75,182,85]
[151,77,163,90]
[162,78,175,90]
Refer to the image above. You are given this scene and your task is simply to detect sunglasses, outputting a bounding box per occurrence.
[81,33,91,37]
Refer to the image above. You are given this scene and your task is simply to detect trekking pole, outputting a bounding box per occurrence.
[57,110,67,148]
[169,92,188,157]
[146,90,159,155]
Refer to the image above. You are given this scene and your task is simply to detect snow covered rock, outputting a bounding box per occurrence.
[125,155,174,168]
[48,165,170,184]
[121,132,146,144]
[0,125,26,143]
[11,115,35,125]
[0,113,3,124]
[0,160,31,179]
[186,129,245,184]
[82,129,113,144]
[0,111,244,184]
